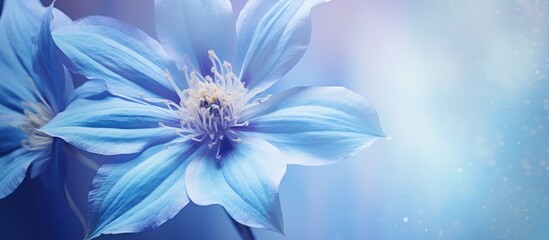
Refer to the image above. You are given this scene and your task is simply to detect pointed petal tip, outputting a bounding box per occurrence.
[228,211,284,235]
[275,221,285,235]
[262,214,284,235]
[254,205,285,234]
[268,226,285,236]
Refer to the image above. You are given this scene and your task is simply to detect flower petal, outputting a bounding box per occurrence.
[0,108,24,155]
[0,0,45,75]
[40,96,179,155]
[73,79,108,99]
[155,0,235,75]
[30,139,67,195]
[237,0,328,91]
[0,0,70,76]
[33,4,74,112]
[0,0,42,112]
[0,148,47,199]
[235,0,276,70]
[0,127,25,156]
[0,64,35,113]
[86,140,198,239]
[240,86,385,166]
[52,16,179,101]
[0,0,71,113]
[186,136,286,232]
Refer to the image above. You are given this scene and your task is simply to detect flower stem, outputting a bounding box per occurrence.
[64,184,87,239]
[226,211,255,240]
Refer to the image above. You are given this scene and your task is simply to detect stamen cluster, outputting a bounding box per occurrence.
[152,50,267,159]
[19,79,54,151]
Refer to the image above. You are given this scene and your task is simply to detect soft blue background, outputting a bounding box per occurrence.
[0,0,547,239]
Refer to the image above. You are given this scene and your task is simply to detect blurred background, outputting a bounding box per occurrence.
[1,0,548,239]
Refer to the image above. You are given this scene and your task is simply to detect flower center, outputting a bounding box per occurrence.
[19,78,54,151]
[149,50,269,159]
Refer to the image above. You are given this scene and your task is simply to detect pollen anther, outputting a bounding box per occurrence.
[144,50,266,159]
[19,78,54,151]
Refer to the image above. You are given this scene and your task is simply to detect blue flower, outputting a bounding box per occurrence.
[43,0,386,238]
[0,0,74,197]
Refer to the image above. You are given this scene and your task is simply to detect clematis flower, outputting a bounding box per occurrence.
[0,0,74,198]
[43,0,386,238]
